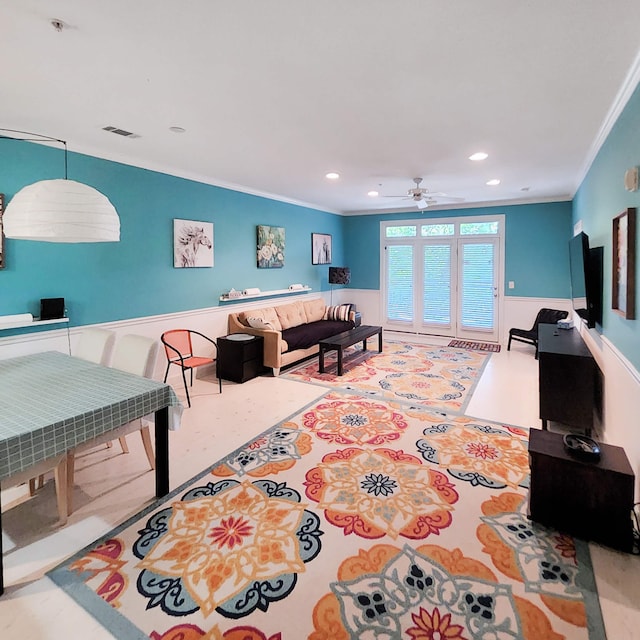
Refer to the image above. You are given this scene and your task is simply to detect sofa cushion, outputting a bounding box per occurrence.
[276,301,308,330]
[238,307,282,331]
[246,317,274,330]
[282,319,352,351]
[324,304,353,322]
[303,298,326,323]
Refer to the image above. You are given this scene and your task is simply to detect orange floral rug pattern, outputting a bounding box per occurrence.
[49,390,605,639]
[283,340,490,413]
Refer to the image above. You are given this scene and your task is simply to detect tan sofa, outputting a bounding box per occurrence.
[227,299,356,375]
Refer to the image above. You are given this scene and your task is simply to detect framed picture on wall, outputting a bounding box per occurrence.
[311,233,332,265]
[173,219,214,268]
[612,207,636,319]
[257,225,285,268]
[0,193,4,270]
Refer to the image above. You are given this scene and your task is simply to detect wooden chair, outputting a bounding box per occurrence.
[28,327,117,511]
[75,327,116,365]
[161,329,221,407]
[66,334,158,515]
[5,456,69,526]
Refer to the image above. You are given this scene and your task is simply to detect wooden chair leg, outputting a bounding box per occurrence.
[119,436,130,454]
[28,474,44,496]
[140,426,156,470]
[54,457,68,526]
[66,451,75,516]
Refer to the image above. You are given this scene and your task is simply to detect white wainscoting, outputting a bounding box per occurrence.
[0,292,327,383]
[346,290,572,346]
[4,291,637,497]
[578,321,640,498]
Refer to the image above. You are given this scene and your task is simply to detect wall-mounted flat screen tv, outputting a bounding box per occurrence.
[568,231,602,329]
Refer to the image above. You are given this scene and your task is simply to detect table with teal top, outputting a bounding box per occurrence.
[0,350,182,595]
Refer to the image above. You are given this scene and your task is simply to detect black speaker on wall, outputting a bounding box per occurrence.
[40,297,65,320]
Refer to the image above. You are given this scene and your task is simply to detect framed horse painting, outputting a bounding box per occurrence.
[173,219,214,268]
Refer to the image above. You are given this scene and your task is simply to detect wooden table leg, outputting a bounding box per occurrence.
[337,347,343,376]
[362,339,368,351]
[378,329,383,352]
[155,406,169,497]
[319,346,326,373]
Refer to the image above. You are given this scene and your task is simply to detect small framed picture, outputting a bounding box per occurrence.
[173,219,214,268]
[312,233,332,265]
[257,225,285,268]
[612,207,636,319]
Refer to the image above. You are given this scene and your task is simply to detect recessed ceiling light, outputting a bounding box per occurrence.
[325,172,340,180]
[469,152,488,161]
[368,190,379,197]
[486,179,501,186]
[169,126,186,133]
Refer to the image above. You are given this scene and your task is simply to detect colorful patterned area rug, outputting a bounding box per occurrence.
[448,340,502,353]
[49,390,605,640]
[283,340,491,414]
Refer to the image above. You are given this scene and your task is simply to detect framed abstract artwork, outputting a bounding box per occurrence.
[612,207,636,319]
[173,219,214,268]
[257,225,285,268]
[311,233,332,265]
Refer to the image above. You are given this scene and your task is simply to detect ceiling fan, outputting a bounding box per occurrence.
[385,177,464,209]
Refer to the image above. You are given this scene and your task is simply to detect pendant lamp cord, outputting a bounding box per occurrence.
[0,128,68,179]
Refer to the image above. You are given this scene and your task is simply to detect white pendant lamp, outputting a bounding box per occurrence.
[2,130,120,243]
[4,179,120,242]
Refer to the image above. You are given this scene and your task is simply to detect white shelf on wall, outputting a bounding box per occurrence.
[219,286,311,302]
[0,317,70,331]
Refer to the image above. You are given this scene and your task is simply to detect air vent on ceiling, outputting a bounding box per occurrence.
[102,126,140,139]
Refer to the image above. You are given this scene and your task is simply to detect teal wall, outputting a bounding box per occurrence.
[574,82,640,371]
[343,201,573,297]
[1,139,344,327]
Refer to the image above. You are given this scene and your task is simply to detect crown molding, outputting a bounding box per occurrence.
[574,49,640,192]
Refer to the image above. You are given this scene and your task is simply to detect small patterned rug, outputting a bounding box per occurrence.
[283,340,491,414]
[49,391,605,639]
[448,339,501,352]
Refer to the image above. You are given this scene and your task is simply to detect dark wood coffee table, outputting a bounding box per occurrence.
[319,325,383,376]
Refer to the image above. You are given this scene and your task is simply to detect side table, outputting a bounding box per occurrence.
[528,429,635,552]
[217,334,265,383]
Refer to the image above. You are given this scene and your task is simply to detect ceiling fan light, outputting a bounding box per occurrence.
[4,179,120,242]
[416,198,429,209]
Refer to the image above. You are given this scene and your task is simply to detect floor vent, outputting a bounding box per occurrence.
[102,126,140,139]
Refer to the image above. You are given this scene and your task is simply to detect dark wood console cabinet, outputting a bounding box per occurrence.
[528,429,635,552]
[538,324,601,434]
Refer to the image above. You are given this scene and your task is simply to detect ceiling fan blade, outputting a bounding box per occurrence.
[427,192,465,201]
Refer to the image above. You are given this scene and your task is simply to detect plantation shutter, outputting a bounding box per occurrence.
[386,244,413,322]
[460,242,495,330]
[423,244,451,325]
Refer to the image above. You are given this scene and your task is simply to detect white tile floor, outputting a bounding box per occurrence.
[1,335,638,639]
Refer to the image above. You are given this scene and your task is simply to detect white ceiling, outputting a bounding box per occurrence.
[3,1,640,215]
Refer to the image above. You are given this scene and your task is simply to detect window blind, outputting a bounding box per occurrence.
[387,245,413,322]
[461,243,494,330]
[423,244,451,324]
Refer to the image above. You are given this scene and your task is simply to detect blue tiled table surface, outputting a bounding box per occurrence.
[0,351,180,481]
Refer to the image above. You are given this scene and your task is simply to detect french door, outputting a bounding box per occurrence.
[383,217,502,341]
